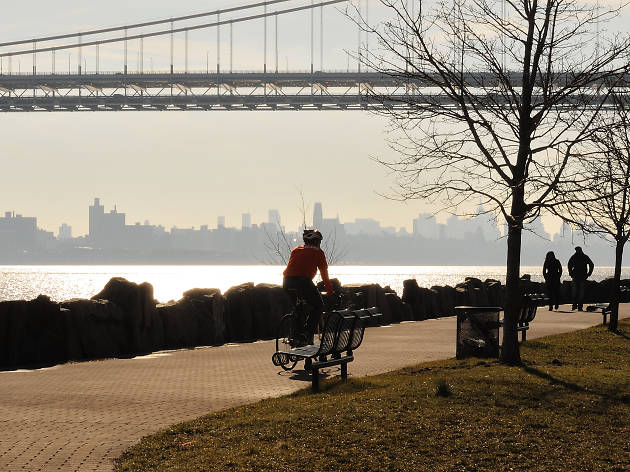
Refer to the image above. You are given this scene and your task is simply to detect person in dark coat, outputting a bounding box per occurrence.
[567,246,594,311]
[543,251,562,310]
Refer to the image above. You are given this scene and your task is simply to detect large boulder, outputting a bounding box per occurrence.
[0,296,67,369]
[484,279,504,307]
[342,284,391,325]
[61,298,128,360]
[224,282,257,342]
[157,300,202,349]
[181,289,227,345]
[402,279,426,320]
[91,277,159,354]
[251,284,292,340]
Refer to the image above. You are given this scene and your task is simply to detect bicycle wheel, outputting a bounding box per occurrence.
[275,314,298,371]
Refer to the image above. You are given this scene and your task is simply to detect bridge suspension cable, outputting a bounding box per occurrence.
[0,0,299,48]
[0,0,348,58]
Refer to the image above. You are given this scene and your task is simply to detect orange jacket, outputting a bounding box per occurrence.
[283,244,334,293]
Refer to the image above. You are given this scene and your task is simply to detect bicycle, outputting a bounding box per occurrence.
[273,289,340,371]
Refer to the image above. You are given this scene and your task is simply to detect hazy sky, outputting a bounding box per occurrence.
[0,1,436,236]
[2,1,627,236]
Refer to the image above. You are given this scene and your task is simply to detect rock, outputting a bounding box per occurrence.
[0,296,67,369]
[402,279,425,320]
[342,284,391,325]
[157,300,201,349]
[224,282,256,342]
[180,289,227,345]
[182,288,222,300]
[91,277,158,354]
[252,284,292,340]
[384,292,403,323]
[61,298,127,360]
[484,280,504,307]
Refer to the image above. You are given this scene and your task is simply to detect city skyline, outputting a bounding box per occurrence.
[0,197,620,267]
[2,196,562,241]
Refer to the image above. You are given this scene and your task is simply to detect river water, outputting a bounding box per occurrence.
[1,265,628,303]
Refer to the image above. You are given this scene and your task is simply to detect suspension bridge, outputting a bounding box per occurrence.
[0,0,620,112]
[0,0,406,112]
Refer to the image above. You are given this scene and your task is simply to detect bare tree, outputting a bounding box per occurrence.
[555,91,630,332]
[353,0,630,363]
[264,189,348,265]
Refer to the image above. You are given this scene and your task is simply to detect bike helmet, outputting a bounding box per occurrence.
[303,229,323,244]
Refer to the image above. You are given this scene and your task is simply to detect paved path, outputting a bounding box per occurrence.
[1,305,627,471]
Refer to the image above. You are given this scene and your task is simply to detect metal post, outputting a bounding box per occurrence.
[217,13,221,96]
[230,21,233,73]
[140,38,144,74]
[96,45,99,74]
[32,42,36,75]
[78,34,82,75]
[365,0,368,71]
[275,13,278,74]
[52,51,55,75]
[124,28,128,74]
[170,20,174,74]
[185,31,188,73]
[310,0,314,74]
[320,2,323,72]
[357,0,361,73]
[264,4,267,74]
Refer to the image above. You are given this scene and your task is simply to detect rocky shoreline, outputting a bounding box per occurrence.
[1,275,626,370]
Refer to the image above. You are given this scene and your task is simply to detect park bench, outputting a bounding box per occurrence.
[586,286,630,325]
[499,293,548,342]
[275,307,381,392]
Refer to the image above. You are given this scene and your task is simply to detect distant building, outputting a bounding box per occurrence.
[313,202,323,228]
[217,216,225,229]
[345,218,382,236]
[58,223,72,239]
[242,213,251,229]
[0,211,37,249]
[412,213,441,239]
[268,209,282,231]
[88,198,125,247]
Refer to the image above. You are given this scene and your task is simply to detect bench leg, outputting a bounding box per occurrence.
[341,362,347,381]
[603,312,608,325]
[312,368,320,392]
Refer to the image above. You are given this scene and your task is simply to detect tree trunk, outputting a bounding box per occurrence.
[610,239,624,332]
[500,220,523,365]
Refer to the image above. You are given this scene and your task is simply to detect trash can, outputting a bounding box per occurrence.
[454,306,502,359]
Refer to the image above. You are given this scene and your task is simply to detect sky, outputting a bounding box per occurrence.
[1,0,628,237]
[0,0,436,236]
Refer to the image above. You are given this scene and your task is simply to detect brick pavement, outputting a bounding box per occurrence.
[1,305,627,471]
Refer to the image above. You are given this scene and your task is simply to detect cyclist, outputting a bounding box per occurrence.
[283,229,335,345]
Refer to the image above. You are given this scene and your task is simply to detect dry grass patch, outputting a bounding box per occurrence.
[116,320,630,472]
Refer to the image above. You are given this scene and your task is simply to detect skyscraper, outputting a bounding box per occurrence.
[242,213,251,229]
[313,202,323,228]
[268,209,281,231]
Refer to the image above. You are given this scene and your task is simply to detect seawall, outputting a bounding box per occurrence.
[0,275,625,370]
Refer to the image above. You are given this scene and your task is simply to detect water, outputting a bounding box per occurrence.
[1,265,628,303]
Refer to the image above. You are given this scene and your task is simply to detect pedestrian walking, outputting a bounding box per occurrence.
[543,251,562,310]
[567,246,594,311]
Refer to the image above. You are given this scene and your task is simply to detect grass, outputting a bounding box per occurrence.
[116,320,630,472]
